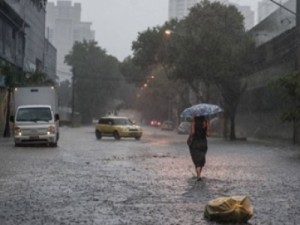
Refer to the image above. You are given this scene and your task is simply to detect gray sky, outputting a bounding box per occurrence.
[55,0,261,61]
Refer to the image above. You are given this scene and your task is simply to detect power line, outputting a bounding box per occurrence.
[269,0,296,15]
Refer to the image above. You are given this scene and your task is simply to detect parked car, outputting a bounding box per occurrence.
[95,116,142,140]
[177,121,191,134]
[161,120,174,131]
[149,119,161,127]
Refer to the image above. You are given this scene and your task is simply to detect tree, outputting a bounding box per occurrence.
[270,72,300,144]
[120,56,145,86]
[134,66,189,123]
[131,20,190,122]
[164,1,255,139]
[131,2,255,138]
[65,40,122,124]
[131,19,179,84]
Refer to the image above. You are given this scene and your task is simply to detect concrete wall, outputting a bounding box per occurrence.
[236,112,293,140]
[236,25,296,142]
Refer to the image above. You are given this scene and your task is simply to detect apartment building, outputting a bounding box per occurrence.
[46,1,95,81]
[0,0,26,71]
[258,0,289,23]
[5,0,57,81]
[251,0,295,47]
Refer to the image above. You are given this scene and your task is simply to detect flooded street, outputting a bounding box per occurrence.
[0,126,300,225]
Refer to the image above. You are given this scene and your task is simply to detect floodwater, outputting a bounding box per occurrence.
[0,126,299,225]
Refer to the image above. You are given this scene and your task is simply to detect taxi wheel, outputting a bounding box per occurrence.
[95,130,102,140]
[113,131,120,140]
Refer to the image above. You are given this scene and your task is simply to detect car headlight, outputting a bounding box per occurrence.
[14,127,22,136]
[47,126,56,135]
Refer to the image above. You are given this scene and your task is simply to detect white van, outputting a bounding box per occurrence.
[10,86,60,147]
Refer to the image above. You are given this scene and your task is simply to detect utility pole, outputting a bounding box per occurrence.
[295,0,300,144]
[269,0,296,15]
[296,0,300,71]
[71,69,75,127]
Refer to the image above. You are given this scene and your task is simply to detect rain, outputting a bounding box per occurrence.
[0,0,300,224]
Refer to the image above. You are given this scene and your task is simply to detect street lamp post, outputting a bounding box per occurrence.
[71,68,76,127]
[296,0,300,71]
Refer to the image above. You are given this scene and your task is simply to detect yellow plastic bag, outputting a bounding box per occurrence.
[204,195,253,223]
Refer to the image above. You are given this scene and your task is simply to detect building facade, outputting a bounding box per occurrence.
[44,39,57,80]
[0,0,26,70]
[250,0,295,47]
[258,0,289,23]
[0,0,26,136]
[4,0,57,82]
[168,0,200,20]
[46,1,95,81]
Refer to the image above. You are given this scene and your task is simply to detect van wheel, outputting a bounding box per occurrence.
[49,142,57,147]
[95,130,102,140]
[113,131,120,140]
[135,136,141,140]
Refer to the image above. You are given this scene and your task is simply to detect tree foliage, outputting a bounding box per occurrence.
[65,40,122,124]
[131,0,255,139]
[172,2,254,92]
[270,72,300,122]
[182,1,254,139]
[120,56,144,86]
[135,66,189,123]
[130,19,179,84]
[270,72,300,144]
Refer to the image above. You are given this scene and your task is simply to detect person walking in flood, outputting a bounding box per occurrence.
[187,116,208,181]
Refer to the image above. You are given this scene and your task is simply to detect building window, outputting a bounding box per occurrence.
[3,22,13,61]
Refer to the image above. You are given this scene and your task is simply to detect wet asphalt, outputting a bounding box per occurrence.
[0,125,300,225]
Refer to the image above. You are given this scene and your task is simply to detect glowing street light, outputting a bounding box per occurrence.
[164,29,173,36]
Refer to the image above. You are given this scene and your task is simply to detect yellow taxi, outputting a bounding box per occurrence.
[95,116,142,140]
